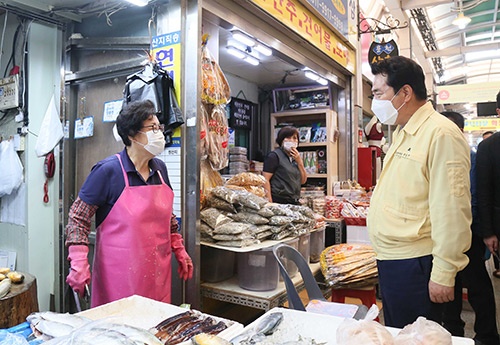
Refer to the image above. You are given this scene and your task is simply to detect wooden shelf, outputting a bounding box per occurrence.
[298,142,327,147]
[307,173,328,178]
[271,109,338,195]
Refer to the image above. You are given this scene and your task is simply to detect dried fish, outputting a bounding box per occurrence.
[268,216,294,226]
[201,208,233,229]
[212,232,254,241]
[231,312,283,344]
[235,192,268,210]
[228,212,269,225]
[192,333,231,345]
[213,222,253,235]
[216,239,260,248]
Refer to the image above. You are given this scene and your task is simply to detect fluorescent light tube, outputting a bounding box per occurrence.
[227,47,246,59]
[232,31,255,47]
[305,70,319,81]
[254,44,272,56]
[244,56,260,66]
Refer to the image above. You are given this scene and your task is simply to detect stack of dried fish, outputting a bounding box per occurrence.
[151,310,228,345]
[200,186,316,247]
[27,311,91,340]
[320,243,378,288]
[40,319,163,345]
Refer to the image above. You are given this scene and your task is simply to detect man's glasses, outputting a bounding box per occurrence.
[142,124,165,133]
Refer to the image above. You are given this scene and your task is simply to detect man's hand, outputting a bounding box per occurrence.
[428,280,454,303]
[483,235,499,254]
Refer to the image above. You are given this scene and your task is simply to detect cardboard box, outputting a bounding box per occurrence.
[346,225,371,244]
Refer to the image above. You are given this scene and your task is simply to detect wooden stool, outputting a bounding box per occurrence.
[331,285,378,321]
[0,272,39,328]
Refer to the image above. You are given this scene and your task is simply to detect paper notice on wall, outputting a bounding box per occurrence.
[0,182,26,226]
[0,250,17,271]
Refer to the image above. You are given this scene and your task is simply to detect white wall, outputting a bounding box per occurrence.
[0,21,61,312]
[225,73,259,104]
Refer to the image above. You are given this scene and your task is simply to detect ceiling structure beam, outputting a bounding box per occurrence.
[1,0,83,22]
[400,0,450,10]
[425,42,500,58]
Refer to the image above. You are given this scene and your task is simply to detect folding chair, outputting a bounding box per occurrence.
[272,243,367,319]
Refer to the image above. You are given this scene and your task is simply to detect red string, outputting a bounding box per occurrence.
[43,180,49,203]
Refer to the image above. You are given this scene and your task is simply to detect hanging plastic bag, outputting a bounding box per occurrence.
[0,139,24,197]
[35,95,64,157]
[205,104,229,170]
[201,38,231,105]
[336,305,394,345]
[123,61,184,145]
[393,317,452,345]
[0,330,29,345]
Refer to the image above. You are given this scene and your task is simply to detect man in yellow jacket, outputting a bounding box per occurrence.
[367,56,472,328]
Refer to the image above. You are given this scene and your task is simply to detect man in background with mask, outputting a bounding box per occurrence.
[366,56,472,328]
[263,126,307,204]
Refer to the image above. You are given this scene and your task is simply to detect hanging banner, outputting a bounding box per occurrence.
[151,32,182,102]
[464,118,500,132]
[302,0,348,37]
[368,40,399,66]
[251,0,355,74]
[151,32,182,216]
[436,81,500,104]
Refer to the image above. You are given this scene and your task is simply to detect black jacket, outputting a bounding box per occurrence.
[476,132,500,239]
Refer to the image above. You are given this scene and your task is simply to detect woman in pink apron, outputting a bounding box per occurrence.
[64,100,192,307]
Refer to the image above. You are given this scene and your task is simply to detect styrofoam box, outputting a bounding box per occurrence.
[232,307,473,344]
[346,225,371,244]
[78,295,243,344]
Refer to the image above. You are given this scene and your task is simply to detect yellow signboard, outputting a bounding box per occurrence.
[251,0,355,74]
[436,81,500,104]
[151,32,182,101]
[464,118,500,132]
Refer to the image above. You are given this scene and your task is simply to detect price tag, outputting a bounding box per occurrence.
[103,100,123,122]
[74,116,94,139]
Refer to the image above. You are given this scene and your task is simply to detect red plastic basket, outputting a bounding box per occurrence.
[343,217,367,226]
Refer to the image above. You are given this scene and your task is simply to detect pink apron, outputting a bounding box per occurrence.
[91,154,173,307]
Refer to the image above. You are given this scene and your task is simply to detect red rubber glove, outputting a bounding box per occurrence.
[66,245,91,297]
[171,233,193,280]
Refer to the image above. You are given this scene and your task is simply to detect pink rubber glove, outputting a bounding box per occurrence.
[171,233,193,280]
[66,245,91,297]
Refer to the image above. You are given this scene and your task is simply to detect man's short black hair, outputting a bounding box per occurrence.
[371,56,427,101]
[496,90,500,109]
[441,111,464,130]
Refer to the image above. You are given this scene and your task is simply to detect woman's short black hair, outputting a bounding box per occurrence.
[276,126,299,146]
[371,56,427,101]
[116,100,157,146]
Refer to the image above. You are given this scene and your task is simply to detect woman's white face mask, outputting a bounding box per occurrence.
[134,130,165,156]
[371,89,406,125]
[283,141,298,152]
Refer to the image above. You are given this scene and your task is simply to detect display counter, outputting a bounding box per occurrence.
[201,262,322,311]
[232,307,474,345]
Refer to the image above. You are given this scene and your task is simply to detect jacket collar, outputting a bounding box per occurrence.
[398,101,435,136]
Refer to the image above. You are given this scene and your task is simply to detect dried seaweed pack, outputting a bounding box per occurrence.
[200,207,232,229]
[228,211,269,225]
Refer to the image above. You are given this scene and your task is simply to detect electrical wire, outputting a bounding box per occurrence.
[0,11,8,69]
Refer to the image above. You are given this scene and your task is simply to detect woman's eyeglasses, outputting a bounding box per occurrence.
[142,124,165,133]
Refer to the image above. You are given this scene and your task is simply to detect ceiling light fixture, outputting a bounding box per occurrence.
[232,31,255,47]
[226,45,260,66]
[452,11,471,29]
[304,70,328,85]
[254,44,272,57]
[231,29,273,58]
